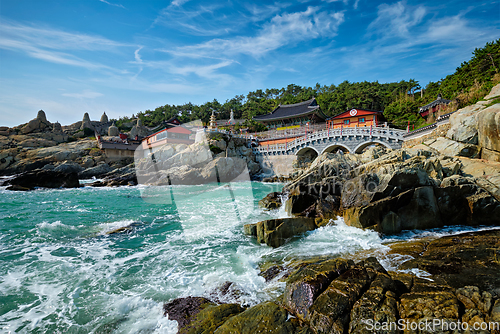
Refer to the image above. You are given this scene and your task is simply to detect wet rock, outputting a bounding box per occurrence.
[247,217,318,248]
[163,297,215,329]
[398,291,460,327]
[181,303,244,334]
[54,161,84,174]
[258,192,282,210]
[78,163,112,179]
[259,265,284,282]
[285,183,319,216]
[214,301,301,334]
[283,258,354,322]
[5,170,79,190]
[456,286,492,315]
[392,230,500,293]
[349,272,398,334]
[308,266,372,334]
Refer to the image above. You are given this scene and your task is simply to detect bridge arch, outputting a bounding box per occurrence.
[353,140,392,154]
[296,146,319,157]
[321,144,351,154]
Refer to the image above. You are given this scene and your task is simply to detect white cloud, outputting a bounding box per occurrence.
[368,1,426,38]
[99,0,125,9]
[175,6,345,58]
[0,19,136,72]
[170,0,190,6]
[62,90,104,99]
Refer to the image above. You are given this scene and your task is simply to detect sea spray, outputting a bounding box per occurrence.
[1,183,498,333]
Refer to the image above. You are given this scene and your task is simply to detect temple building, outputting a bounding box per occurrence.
[326,108,384,129]
[253,98,327,129]
[419,94,451,117]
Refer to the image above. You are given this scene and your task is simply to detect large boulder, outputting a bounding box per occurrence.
[446,103,483,144]
[477,103,500,155]
[163,296,244,334]
[78,163,112,179]
[244,217,318,248]
[424,137,481,158]
[5,170,80,190]
[258,192,282,210]
[214,302,304,334]
[283,258,354,322]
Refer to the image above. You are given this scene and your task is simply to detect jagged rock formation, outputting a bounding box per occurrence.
[163,230,500,334]
[100,112,108,124]
[80,112,94,132]
[20,109,52,134]
[135,133,262,185]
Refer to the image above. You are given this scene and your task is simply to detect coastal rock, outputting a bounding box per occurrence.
[349,272,398,334]
[393,230,500,292]
[283,258,354,321]
[180,303,245,334]
[245,217,317,248]
[201,157,248,182]
[6,170,79,190]
[78,163,112,179]
[214,302,302,334]
[54,161,84,174]
[258,192,282,210]
[163,297,214,329]
[308,266,372,334]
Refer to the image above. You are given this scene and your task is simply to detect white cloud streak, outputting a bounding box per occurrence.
[175,6,345,58]
[62,90,104,99]
[99,0,125,9]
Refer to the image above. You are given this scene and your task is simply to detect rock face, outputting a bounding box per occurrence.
[477,103,500,154]
[446,84,500,161]
[273,143,500,235]
[214,302,307,334]
[258,192,282,210]
[136,136,261,185]
[4,170,80,190]
[160,230,500,334]
[244,217,318,248]
[20,110,52,134]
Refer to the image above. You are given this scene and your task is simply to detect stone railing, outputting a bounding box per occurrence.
[252,126,406,155]
[403,111,456,140]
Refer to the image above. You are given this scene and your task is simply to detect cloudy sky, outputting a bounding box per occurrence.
[0,0,498,127]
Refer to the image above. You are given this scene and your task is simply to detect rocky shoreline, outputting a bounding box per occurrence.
[164,229,500,334]
[161,86,500,333]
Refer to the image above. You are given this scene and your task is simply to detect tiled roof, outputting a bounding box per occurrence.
[419,94,451,113]
[253,98,326,121]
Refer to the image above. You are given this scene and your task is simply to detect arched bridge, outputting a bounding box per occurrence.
[252,126,406,157]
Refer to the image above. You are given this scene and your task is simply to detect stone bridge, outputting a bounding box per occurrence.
[252,126,406,158]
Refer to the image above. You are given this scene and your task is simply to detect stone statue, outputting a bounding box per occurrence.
[108,122,119,136]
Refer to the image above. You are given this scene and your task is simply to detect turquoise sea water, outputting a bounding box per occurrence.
[1,181,497,333]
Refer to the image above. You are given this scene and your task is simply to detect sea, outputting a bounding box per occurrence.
[1,180,497,333]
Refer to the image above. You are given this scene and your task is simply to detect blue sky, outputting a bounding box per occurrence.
[0,0,498,127]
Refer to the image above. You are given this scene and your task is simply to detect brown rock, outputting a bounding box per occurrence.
[283,258,354,321]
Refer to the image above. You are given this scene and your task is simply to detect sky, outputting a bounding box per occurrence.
[0,0,499,127]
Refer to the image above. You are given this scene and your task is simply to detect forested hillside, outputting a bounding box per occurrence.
[115,39,499,131]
